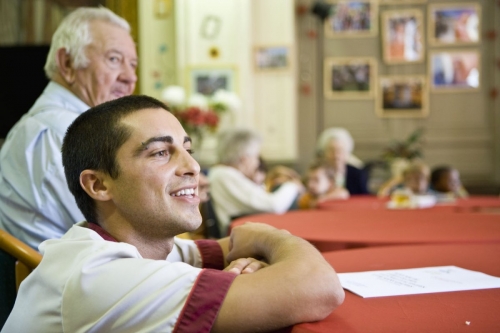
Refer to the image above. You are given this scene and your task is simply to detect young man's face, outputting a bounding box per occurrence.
[71,20,137,107]
[105,108,201,238]
[307,168,332,197]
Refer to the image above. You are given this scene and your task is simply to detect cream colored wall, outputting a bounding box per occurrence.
[138,0,177,100]
[252,0,298,162]
[174,0,297,165]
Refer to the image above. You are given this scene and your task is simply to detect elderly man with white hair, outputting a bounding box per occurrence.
[316,127,369,195]
[0,7,137,250]
[209,129,302,236]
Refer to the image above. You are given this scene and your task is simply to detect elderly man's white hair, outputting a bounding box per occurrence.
[44,7,130,79]
[317,127,364,168]
[217,128,262,166]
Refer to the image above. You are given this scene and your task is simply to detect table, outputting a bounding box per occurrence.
[292,243,500,333]
[231,210,500,251]
[317,195,500,213]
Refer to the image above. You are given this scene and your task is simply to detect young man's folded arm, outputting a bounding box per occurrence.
[211,223,345,333]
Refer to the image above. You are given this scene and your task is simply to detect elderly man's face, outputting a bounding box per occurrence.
[72,20,137,107]
[105,109,201,238]
[324,140,347,170]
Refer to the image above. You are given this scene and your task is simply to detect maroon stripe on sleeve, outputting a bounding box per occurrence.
[173,269,236,333]
[195,240,225,269]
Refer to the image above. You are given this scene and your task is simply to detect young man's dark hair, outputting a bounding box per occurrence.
[62,95,170,223]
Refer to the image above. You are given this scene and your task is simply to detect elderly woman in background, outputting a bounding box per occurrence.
[316,127,369,195]
[209,128,302,236]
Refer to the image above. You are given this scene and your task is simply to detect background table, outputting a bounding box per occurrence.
[317,195,500,214]
[231,210,500,251]
[292,243,500,333]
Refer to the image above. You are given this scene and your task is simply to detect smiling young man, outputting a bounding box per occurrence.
[0,7,137,250]
[2,95,344,333]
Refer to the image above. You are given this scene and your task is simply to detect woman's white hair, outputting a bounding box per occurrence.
[316,127,354,155]
[317,127,365,168]
[44,7,130,79]
[217,128,262,166]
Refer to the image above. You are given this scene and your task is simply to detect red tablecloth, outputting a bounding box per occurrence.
[292,243,500,333]
[231,210,500,251]
[317,195,500,213]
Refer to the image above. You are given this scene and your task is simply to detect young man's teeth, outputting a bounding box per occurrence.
[173,189,194,196]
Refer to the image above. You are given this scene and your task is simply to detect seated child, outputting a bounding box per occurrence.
[430,166,468,198]
[298,161,349,209]
[402,160,431,195]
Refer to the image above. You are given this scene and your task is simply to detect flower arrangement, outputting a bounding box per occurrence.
[161,86,241,147]
[381,128,425,162]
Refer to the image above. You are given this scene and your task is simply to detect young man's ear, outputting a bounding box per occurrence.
[55,48,76,84]
[80,170,112,201]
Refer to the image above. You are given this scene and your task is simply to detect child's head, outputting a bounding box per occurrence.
[403,161,430,195]
[431,166,461,194]
[306,162,335,197]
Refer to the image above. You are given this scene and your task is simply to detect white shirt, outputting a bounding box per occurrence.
[2,222,235,333]
[0,82,87,250]
[208,165,300,236]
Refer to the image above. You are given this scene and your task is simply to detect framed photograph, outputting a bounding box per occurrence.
[381,9,424,64]
[324,1,378,38]
[377,75,428,118]
[380,0,427,4]
[324,57,377,99]
[254,45,291,72]
[428,3,481,46]
[188,67,236,96]
[429,49,480,92]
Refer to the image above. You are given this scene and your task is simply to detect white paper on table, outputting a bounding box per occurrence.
[338,266,500,298]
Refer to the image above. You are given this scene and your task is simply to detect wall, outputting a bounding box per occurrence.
[174,0,297,166]
[296,0,500,191]
[138,0,177,100]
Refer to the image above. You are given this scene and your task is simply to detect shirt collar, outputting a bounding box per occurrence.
[87,222,118,242]
[43,81,90,113]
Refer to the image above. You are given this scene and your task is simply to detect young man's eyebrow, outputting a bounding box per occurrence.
[134,136,173,155]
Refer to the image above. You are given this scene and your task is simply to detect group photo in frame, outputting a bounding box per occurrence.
[377,75,428,118]
[428,2,481,46]
[254,45,291,72]
[188,67,236,96]
[324,57,377,99]
[381,9,424,64]
[429,49,480,92]
[324,0,377,38]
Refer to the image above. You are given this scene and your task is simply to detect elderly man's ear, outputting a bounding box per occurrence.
[80,170,112,202]
[55,48,76,84]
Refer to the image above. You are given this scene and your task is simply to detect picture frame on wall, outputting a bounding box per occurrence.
[324,1,378,38]
[429,49,480,92]
[254,45,291,72]
[324,57,377,99]
[428,2,481,46]
[188,67,236,96]
[381,9,424,64]
[377,75,428,118]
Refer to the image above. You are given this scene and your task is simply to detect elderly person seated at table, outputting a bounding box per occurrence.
[209,128,303,236]
[316,127,369,195]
